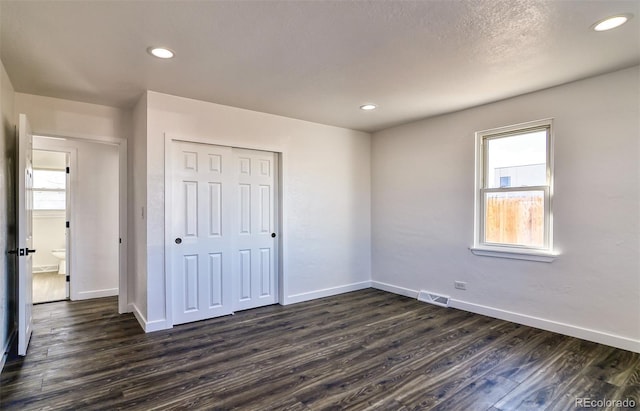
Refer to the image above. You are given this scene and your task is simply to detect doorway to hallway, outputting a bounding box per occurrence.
[31,150,69,304]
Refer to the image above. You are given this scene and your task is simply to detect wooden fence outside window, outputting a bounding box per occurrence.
[485,195,544,247]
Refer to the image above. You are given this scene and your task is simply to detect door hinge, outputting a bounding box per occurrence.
[66,166,70,174]
[66,221,70,228]
[119,238,122,244]
[66,275,70,282]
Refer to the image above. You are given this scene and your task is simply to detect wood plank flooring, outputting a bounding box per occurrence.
[1,289,638,410]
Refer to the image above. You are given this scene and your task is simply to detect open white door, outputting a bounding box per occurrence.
[17,113,34,356]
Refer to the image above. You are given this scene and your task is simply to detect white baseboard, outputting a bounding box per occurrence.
[373,281,640,353]
[129,302,172,333]
[449,299,640,353]
[74,288,118,300]
[130,302,146,331]
[371,280,419,299]
[33,265,59,273]
[1,329,16,374]
[284,281,371,305]
[144,318,171,332]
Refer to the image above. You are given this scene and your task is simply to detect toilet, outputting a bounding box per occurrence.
[51,249,66,274]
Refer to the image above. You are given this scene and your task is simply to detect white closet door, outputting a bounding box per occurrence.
[233,148,278,312]
[171,141,234,325]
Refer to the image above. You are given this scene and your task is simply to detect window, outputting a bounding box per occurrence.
[472,119,556,262]
[33,169,66,210]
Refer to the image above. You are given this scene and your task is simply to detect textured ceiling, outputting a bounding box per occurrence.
[1,0,638,132]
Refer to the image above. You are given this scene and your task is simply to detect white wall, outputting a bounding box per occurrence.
[371,66,640,352]
[0,60,16,369]
[15,94,127,301]
[130,93,147,319]
[14,93,130,140]
[138,91,371,328]
[32,211,66,270]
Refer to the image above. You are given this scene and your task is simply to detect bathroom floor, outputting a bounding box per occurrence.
[33,271,67,303]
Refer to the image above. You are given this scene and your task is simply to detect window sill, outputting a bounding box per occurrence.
[469,246,558,263]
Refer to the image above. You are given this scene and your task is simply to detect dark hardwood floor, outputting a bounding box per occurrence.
[1,289,638,410]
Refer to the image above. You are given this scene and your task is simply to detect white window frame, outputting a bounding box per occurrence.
[33,167,66,211]
[471,118,558,262]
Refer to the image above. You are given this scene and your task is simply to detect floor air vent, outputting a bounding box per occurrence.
[417,290,450,308]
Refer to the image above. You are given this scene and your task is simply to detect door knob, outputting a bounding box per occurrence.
[271,233,276,238]
[26,248,36,255]
[175,238,182,244]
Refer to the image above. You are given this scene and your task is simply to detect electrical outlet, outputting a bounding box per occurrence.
[454,281,467,290]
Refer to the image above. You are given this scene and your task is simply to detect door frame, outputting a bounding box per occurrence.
[164,134,286,327]
[31,133,128,313]
[31,146,77,300]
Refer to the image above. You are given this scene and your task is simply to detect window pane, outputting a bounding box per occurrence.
[33,169,66,189]
[34,190,66,210]
[484,190,544,247]
[486,130,546,188]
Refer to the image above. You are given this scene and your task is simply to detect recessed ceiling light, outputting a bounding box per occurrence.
[148,47,175,59]
[593,14,632,31]
[360,104,377,110]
